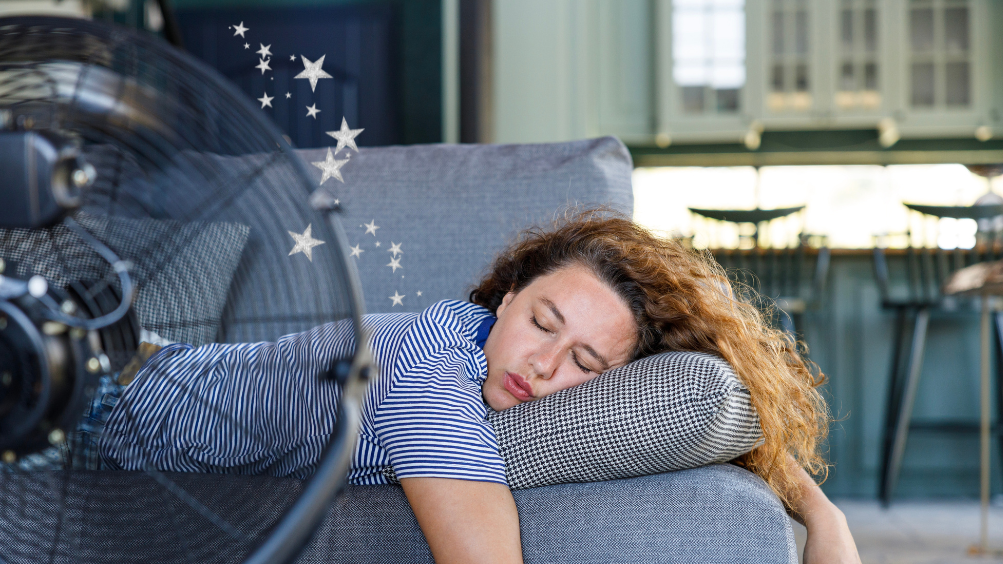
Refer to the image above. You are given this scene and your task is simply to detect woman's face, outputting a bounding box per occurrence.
[481,263,636,411]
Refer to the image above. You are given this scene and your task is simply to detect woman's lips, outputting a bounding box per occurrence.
[503,372,535,402]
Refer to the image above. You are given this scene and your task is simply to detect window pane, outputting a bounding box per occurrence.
[840,62,855,91]
[864,8,877,52]
[911,62,935,106]
[840,9,853,51]
[945,62,970,106]
[944,7,969,52]
[772,10,785,55]
[910,8,934,51]
[772,64,785,91]
[682,86,706,113]
[864,62,878,90]
[716,88,740,112]
[796,63,809,92]
[795,10,808,54]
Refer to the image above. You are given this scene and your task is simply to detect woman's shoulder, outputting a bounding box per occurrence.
[404,300,494,349]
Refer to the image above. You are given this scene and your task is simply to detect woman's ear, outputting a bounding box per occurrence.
[496,291,516,317]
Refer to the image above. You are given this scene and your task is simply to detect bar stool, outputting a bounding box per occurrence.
[874,200,1003,505]
[689,205,830,338]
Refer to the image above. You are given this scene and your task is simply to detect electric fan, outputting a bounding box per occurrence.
[0,15,369,564]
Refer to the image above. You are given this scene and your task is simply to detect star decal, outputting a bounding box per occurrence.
[258,92,273,108]
[388,242,402,256]
[232,21,249,37]
[256,43,272,58]
[294,55,333,92]
[389,291,405,307]
[349,244,364,258]
[364,220,379,236]
[288,224,325,261]
[256,57,272,75]
[310,147,348,184]
[326,117,365,154]
[285,92,291,99]
[387,256,403,272]
[243,43,249,49]
[306,103,321,119]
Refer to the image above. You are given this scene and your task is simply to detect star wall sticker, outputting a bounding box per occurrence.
[244,43,249,49]
[256,57,272,74]
[388,242,402,256]
[375,241,381,247]
[306,103,321,119]
[364,220,379,236]
[285,92,291,98]
[416,291,422,296]
[311,147,348,184]
[387,256,402,273]
[389,291,405,307]
[290,55,296,61]
[327,117,364,154]
[256,43,272,58]
[349,244,364,258]
[232,21,249,37]
[288,224,325,261]
[258,92,273,108]
[295,55,333,92]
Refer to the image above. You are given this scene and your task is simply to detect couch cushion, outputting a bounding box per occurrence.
[296,136,633,314]
[486,351,763,490]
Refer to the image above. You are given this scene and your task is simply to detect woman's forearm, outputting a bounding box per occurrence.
[401,477,524,564]
[785,455,861,564]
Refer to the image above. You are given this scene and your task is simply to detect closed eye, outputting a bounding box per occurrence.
[531,316,553,334]
[572,351,593,374]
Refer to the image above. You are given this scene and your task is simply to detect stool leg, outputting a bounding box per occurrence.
[879,307,908,505]
[994,312,1003,486]
[884,307,930,504]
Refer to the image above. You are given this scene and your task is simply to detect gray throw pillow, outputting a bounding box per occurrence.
[485,351,763,490]
[0,214,249,346]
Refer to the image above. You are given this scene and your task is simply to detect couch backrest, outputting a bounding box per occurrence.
[294,136,634,314]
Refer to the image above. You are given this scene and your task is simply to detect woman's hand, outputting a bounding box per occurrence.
[787,455,862,564]
[401,477,523,564]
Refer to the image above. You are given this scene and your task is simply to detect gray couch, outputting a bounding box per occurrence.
[0,137,796,564]
[287,136,798,563]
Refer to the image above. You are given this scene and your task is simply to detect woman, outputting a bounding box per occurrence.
[99,210,859,563]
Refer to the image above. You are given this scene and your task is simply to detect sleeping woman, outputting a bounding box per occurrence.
[98,211,860,564]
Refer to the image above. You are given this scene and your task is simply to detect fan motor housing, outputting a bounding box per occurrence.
[0,131,86,229]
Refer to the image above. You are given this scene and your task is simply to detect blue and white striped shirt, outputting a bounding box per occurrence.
[99,300,506,485]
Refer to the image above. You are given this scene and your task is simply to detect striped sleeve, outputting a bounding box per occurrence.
[375,303,507,485]
[98,320,354,479]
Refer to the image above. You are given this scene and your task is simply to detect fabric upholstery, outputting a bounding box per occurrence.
[295,136,634,314]
[486,352,763,489]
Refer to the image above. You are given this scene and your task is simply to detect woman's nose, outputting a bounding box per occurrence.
[530,344,562,380]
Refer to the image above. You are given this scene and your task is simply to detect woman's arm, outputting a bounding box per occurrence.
[786,456,861,564]
[401,477,523,564]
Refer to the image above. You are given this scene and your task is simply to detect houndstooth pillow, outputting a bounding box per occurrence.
[0,213,249,346]
[485,351,762,490]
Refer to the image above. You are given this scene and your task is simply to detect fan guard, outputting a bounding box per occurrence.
[0,16,368,564]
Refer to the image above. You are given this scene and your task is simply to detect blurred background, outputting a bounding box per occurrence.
[4,0,1002,553]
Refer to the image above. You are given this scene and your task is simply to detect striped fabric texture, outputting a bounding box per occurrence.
[100,300,505,484]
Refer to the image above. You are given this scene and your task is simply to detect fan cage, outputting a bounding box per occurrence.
[0,16,367,564]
